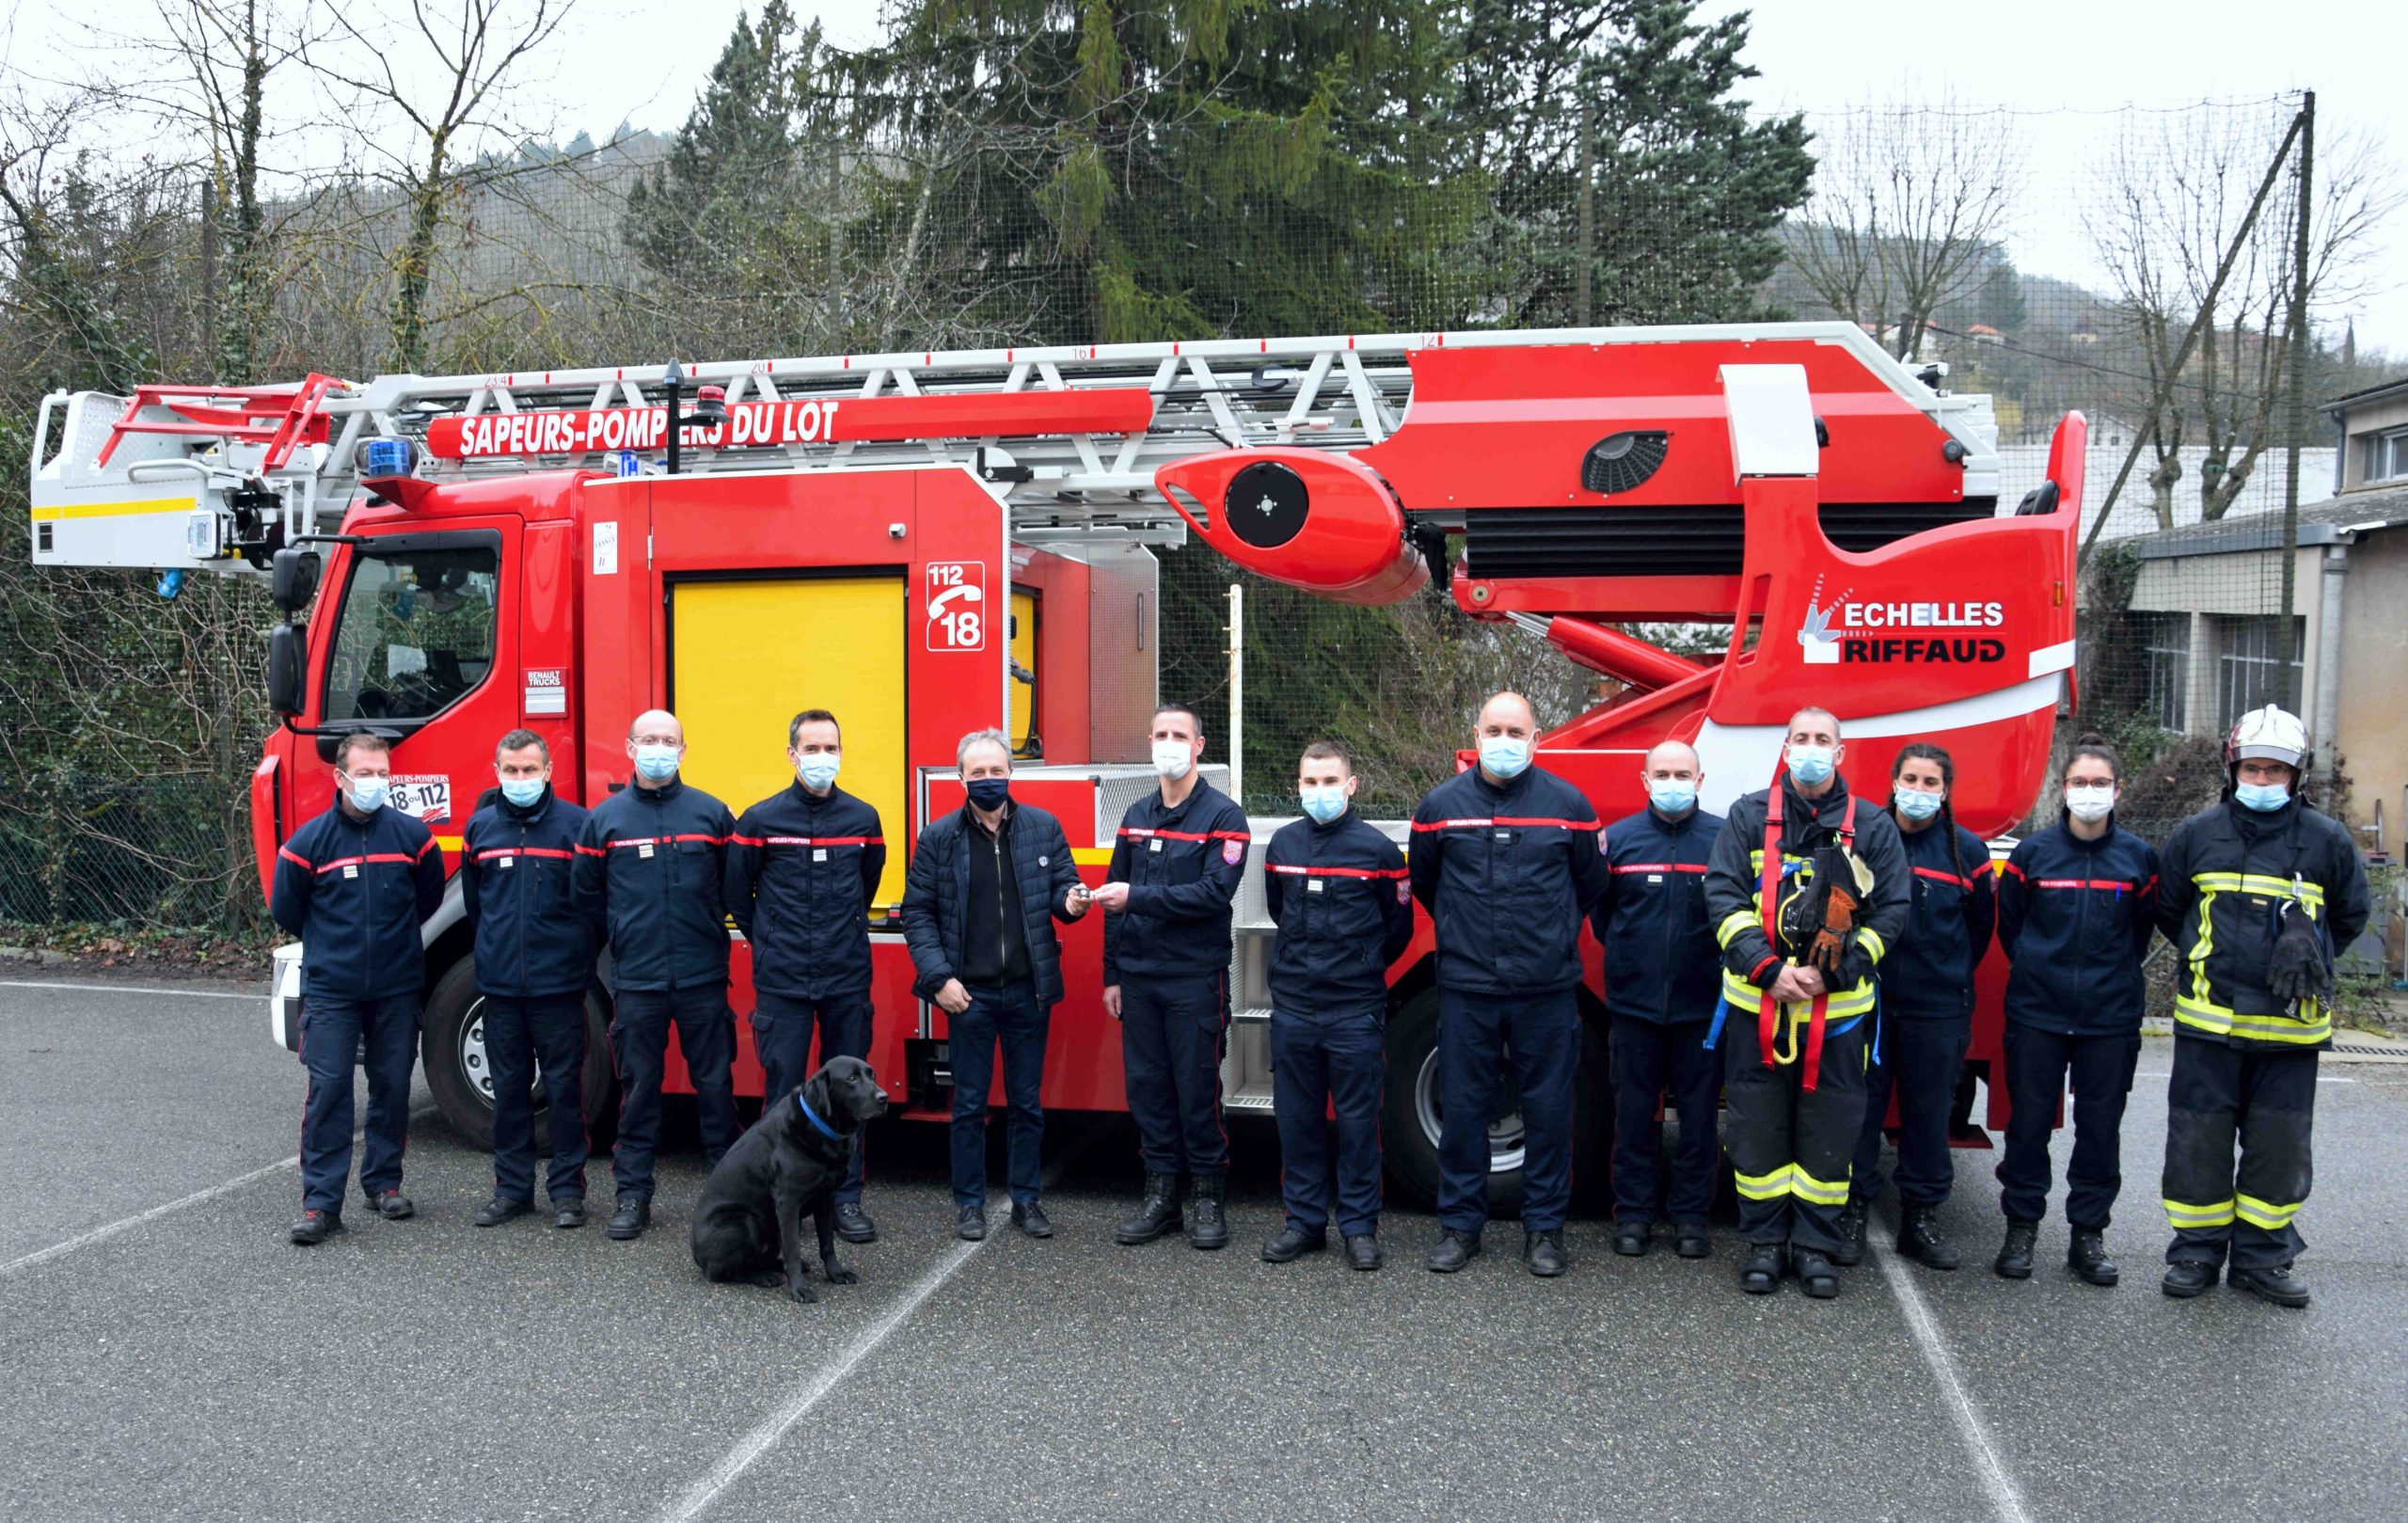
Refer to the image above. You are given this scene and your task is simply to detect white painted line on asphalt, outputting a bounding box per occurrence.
[2317,1076,2357,1085]
[661,1139,1092,1523]
[659,1231,992,1523]
[0,1103,437,1280]
[1872,1242,2036,1523]
[0,978,260,1002]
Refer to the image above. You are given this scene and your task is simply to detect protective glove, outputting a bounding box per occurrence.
[2268,899,2332,1011]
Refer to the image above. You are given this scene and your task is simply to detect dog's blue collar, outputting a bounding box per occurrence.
[797,1090,842,1142]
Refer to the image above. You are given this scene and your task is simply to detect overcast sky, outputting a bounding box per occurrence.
[5,0,2400,355]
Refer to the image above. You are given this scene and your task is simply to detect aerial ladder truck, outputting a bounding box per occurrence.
[29,323,2085,1207]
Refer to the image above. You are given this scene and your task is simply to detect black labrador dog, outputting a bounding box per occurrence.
[690,1055,888,1302]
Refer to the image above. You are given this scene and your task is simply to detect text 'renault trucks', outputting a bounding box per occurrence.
[29,324,2084,1207]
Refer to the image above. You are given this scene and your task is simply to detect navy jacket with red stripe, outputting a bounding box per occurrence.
[1263,809,1413,1015]
[1409,765,1608,995]
[1997,818,2161,1036]
[571,775,737,994]
[723,781,886,1000]
[1879,817,1996,1022]
[1102,776,1252,985]
[461,785,594,999]
[270,801,446,1000]
[1590,803,1725,1024]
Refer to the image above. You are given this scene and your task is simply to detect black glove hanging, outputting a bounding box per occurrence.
[2268,898,2333,1012]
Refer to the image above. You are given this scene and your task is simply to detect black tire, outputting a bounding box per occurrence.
[420,958,616,1152]
[1378,986,1614,1217]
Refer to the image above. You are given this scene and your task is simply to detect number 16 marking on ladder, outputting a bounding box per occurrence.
[926,561,987,652]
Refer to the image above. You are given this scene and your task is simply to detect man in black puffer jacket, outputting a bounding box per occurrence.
[901,728,1088,1242]
[572,709,738,1242]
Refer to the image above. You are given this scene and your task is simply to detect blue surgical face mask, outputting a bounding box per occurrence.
[797,754,841,793]
[2236,781,2291,812]
[1893,786,1942,821]
[345,774,389,813]
[964,776,1011,811]
[1299,784,1349,824]
[1648,780,1698,816]
[632,744,679,782]
[499,777,546,809]
[1479,735,1531,781]
[1786,744,1836,785]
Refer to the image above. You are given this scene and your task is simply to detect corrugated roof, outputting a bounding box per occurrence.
[2115,486,2408,559]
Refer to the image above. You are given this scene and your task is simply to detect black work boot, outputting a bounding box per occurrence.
[2229,1263,2311,1309]
[2161,1259,2218,1298]
[2067,1229,2119,1287]
[1993,1219,2037,1279]
[1426,1229,1481,1273]
[1113,1172,1182,1245]
[1525,1230,1567,1277]
[1738,1242,1782,1294]
[832,1201,878,1244]
[1611,1218,1650,1257]
[606,1195,651,1241]
[1897,1204,1959,1271]
[1831,1198,1868,1267]
[1345,1234,1384,1271]
[1261,1226,1326,1263]
[1794,1247,1840,1299]
[1186,1173,1230,1250]
[288,1209,344,1246]
[474,1196,532,1229]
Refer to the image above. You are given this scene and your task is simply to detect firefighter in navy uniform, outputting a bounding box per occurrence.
[1704,706,1908,1299]
[1843,742,1995,1272]
[270,733,447,1245]
[1991,737,2159,1287]
[725,707,887,1244]
[572,708,741,1242]
[2158,705,2370,1308]
[1259,742,1414,1271]
[1095,703,1253,1251]
[461,729,594,1230]
[1591,739,1725,1261]
[1409,691,1608,1278]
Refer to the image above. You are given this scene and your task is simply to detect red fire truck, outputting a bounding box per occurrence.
[28,325,2084,1208]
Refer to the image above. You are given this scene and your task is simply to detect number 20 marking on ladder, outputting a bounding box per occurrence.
[926,561,987,652]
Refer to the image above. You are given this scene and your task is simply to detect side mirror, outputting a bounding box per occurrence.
[267,623,308,716]
[270,547,321,611]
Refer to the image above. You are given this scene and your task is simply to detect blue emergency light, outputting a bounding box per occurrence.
[361,437,415,478]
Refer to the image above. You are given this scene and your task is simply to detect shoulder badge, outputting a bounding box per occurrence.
[1222,838,1244,865]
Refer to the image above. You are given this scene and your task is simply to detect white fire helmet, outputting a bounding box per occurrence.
[2225,704,2308,772]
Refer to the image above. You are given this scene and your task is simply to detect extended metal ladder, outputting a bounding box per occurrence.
[30,323,1997,572]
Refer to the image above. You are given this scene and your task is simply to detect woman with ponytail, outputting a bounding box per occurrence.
[1840,743,1994,1272]
[1992,735,2162,1288]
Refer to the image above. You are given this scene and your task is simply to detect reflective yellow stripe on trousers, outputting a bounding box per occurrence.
[1735,1165,1795,1201]
[2235,1193,2304,1230]
[2162,1197,2237,1230]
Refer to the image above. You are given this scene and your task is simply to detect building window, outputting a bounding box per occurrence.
[2365,427,2408,484]
[2136,612,2189,732]
[2212,615,2304,731]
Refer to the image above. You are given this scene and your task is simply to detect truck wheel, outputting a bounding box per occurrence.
[420,959,616,1153]
[1379,987,1613,1217]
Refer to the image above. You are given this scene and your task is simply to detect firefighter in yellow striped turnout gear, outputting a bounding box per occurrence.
[2155,706,2371,1308]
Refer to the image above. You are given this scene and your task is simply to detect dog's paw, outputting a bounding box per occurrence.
[750,1269,784,1289]
[785,1277,820,1304]
[823,1261,860,1285]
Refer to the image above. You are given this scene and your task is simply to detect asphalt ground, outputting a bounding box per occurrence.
[3,976,2404,1523]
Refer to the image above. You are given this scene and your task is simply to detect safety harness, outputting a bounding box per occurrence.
[1753,776,1867,1092]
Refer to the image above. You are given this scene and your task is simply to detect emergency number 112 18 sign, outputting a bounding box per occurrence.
[926,562,987,652]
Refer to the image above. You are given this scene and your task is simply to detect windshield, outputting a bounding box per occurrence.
[323,542,500,722]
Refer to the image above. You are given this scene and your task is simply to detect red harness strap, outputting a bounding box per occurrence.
[1757,783,1861,1091]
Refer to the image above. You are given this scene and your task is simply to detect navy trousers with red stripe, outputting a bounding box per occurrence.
[298,992,419,1214]
[1120,973,1228,1175]
[1271,1004,1385,1238]
[484,992,590,1204]
[1438,988,1578,1235]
